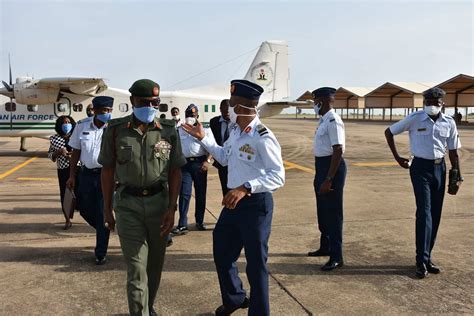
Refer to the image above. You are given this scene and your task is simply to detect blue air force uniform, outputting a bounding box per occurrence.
[176,104,210,230]
[389,88,461,266]
[69,96,114,261]
[312,88,347,263]
[199,80,285,316]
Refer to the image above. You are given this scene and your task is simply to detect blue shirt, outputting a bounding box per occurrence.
[313,109,346,157]
[200,117,285,193]
[68,116,106,169]
[389,111,461,160]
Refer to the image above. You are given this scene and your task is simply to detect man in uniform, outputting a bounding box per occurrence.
[171,106,181,127]
[210,99,231,196]
[172,104,212,235]
[307,87,347,271]
[384,87,463,279]
[67,96,114,265]
[182,79,285,316]
[99,79,186,315]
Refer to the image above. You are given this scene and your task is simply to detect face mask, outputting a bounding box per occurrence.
[133,106,157,123]
[173,115,180,121]
[313,102,321,116]
[424,105,442,116]
[61,123,72,135]
[185,117,196,125]
[86,111,94,118]
[96,113,112,123]
[228,104,256,124]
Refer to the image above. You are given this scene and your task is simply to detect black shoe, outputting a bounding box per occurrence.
[166,238,173,247]
[321,259,344,271]
[149,306,157,316]
[426,261,441,274]
[171,226,189,236]
[415,262,428,279]
[308,249,330,257]
[95,256,107,265]
[215,297,249,316]
[196,223,207,231]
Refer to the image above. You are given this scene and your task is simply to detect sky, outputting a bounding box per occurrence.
[0,0,473,100]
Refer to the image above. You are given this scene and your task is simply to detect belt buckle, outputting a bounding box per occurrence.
[434,159,442,165]
[142,189,149,196]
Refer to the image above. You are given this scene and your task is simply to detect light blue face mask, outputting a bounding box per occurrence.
[313,102,321,116]
[96,113,112,123]
[61,123,72,135]
[133,106,157,123]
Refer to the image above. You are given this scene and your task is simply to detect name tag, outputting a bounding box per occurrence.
[82,132,90,135]
[417,128,427,132]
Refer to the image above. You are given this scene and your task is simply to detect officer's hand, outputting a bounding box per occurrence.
[104,210,116,232]
[182,122,205,140]
[395,156,410,169]
[58,147,68,156]
[319,180,333,195]
[160,209,175,237]
[66,176,76,189]
[200,162,209,173]
[222,188,247,210]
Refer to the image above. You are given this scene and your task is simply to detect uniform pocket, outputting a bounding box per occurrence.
[117,145,132,164]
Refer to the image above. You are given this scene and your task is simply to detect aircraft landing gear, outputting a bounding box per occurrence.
[20,137,28,152]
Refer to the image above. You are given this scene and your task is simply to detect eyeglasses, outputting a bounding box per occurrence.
[135,98,161,108]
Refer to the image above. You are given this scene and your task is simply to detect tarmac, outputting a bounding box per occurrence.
[0,117,473,315]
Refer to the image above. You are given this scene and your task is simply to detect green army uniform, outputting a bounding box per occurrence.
[99,110,186,313]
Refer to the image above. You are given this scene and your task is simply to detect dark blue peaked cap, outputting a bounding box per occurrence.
[185,103,199,114]
[92,96,114,108]
[312,87,337,98]
[423,87,446,99]
[230,79,264,101]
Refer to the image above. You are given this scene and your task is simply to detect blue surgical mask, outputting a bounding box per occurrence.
[61,123,72,135]
[96,113,112,123]
[133,106,157,123]
[314,102,321,116]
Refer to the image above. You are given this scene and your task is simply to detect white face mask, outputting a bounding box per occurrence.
[229,104,256,124]
[313,102,321,116]
[424,105,442,116]
[185,117,196,125]
[172,115,180,121]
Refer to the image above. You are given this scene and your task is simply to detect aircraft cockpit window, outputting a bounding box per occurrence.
[5,102,16,112]
[27,105,39,112]
[57,103,68,112]
[73,103,83,112]
[119,103,129,112]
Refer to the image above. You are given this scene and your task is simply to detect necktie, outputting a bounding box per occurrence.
[223,122,229,142]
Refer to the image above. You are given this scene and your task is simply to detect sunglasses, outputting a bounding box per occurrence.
[135,98,161,108]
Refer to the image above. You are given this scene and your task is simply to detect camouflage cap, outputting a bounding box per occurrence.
[129,79,160,97]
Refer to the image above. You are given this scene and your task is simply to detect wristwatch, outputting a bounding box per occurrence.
[325,176,333,182]
[207,158,214,164]
[243,182,252,196]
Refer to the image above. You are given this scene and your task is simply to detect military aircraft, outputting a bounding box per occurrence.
[0,40,312,150]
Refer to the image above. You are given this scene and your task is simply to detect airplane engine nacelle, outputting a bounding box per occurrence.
[68,82,102,95]
[14,88,59,105]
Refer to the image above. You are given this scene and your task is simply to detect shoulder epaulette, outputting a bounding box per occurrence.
[256,124,269,136]
[329,118,335,122]
[108,116,130,128]
[160,118,176,127]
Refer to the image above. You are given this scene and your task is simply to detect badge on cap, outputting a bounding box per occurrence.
[153,86,159,96]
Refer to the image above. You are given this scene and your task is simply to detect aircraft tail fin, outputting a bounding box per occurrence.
[244,40,290,102]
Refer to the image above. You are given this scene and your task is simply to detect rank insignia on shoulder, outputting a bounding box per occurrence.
[256,124,268,136]
[417,128,427,131]
[330,118,335,122]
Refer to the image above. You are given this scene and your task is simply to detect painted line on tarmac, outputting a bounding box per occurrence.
[283,161,315,174]
[353,161,398,167]
[0,157,38,180]
[17,177,55,181]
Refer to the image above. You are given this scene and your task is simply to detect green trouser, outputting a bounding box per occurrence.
[115,189,169,316]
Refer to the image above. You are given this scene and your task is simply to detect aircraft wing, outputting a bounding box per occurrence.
[36,77,108,96]
[265,100,314,108]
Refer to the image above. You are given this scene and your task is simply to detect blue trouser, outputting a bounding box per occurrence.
[410,157,446,264]
[178,157,208,227]
[78,167,110,259]
[314,156,347,261]
[213,192,273,316]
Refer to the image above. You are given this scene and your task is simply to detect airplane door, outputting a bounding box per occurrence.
[54,97,71,117]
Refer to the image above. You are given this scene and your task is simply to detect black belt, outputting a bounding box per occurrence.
[414,157,444,165]
[81,166,102,174]
[123,182,165,197]
[186,155,207,162]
